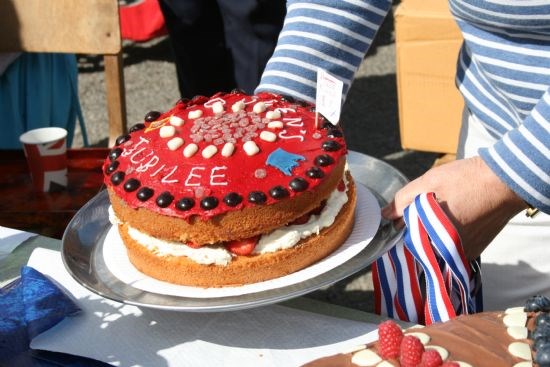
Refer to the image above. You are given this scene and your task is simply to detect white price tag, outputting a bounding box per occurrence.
[315,68,343,126]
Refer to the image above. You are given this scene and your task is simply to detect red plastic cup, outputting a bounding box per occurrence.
[19,127,68,192]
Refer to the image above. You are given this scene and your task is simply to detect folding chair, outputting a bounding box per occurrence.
[0,0,127,146]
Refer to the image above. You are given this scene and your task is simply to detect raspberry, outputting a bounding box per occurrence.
[419,349,443,367]
[441,362,460,367]
[400,335,425,367]
[377,320,404,359]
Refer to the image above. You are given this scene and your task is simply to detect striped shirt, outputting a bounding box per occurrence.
[255,0,550,214]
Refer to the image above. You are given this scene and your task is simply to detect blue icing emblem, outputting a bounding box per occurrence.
[266,148,305,176]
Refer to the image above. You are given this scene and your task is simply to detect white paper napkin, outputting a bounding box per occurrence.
[0,225,36,261]
[29,248,379,367]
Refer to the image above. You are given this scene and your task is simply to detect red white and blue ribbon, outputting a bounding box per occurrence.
[373,192,482,325]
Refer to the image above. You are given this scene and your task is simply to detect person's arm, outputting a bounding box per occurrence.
[479,88,550,215]
[382,155,527,260]
[255,0,393,103]
[383,89,550,259]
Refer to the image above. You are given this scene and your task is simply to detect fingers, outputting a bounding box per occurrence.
[381,200,396,219]
[382,176,427,219]
[381,201,405,232]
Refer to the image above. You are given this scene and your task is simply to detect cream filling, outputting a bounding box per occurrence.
[253,177,349,254]
[108,206,233,266]
[108,173,349,266]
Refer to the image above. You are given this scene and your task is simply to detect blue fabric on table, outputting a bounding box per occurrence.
[0,266,95,366]
[0,52,87,149]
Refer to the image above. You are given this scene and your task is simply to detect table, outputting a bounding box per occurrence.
[0,150,412,365]
[1,228,414,367]
[0,148,108,239]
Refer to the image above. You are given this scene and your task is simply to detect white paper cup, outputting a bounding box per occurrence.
[19,127,68,192]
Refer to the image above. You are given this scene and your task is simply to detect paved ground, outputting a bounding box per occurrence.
[74,10,438,313]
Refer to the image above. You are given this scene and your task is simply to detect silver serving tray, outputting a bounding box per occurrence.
[61,151,408,312]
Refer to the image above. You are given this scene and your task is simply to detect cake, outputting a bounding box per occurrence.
[103,90,356,287]
[302,295,550,367]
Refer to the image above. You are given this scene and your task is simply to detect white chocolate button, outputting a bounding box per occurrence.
[507,326,528,340]
[265,110,281,119]
[188,109,203,119]
[425,345,449,361]
[376,361,393,367]
[351,349,382,366]
[231,100,245,112]
[212,101,224,115]
[406,332,430,345]
[167,137,183,151]
[508,342,532,361]
[504,313,527,327]
[159,125,176,138]
[202,145,218,159]
[169,115,184,126]
[253,101,266,114]
[341,345,366,354]
[254,168,267,179]
[183,143,198,158]
[456,362,473,367]
[243,141,259,156]
[513,362,534,367]
[260,131,277,142]
[505,306,525,315]
[221,142,235,157]
[267,121,284,129]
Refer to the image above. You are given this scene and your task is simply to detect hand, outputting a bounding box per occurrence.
[382,156,527,260]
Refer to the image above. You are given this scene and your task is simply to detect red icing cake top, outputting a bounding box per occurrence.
[103,91,348,220]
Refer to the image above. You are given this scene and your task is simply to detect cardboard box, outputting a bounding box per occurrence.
[395,0,464,154]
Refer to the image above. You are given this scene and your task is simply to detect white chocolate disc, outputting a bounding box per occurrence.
[508,342,532,361]
[350,349,382,366]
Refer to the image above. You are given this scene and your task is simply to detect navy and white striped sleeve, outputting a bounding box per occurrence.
[479,90,550,213]
[255,0,392,104]
[449,0,550,214]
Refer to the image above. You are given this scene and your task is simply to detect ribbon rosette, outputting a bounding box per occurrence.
[373,193,482,325]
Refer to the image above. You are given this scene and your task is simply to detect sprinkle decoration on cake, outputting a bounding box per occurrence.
[103,91,357,287]
[302,295,550,367]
